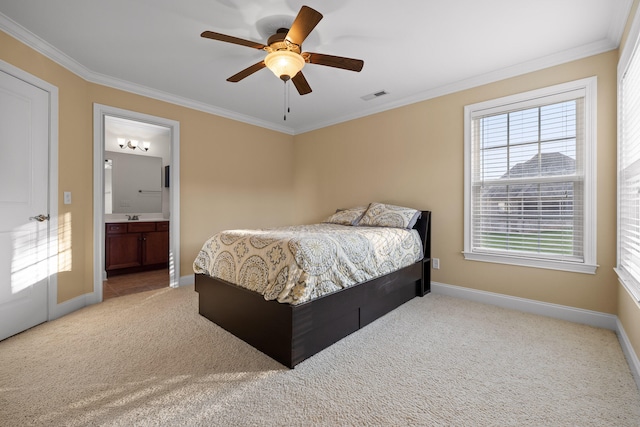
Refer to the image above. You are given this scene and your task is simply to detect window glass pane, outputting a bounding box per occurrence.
[508,144,540,178]
[541,101,576,140]
[475,182,577,257]
[481,114,507,148]
[479,147,507,180]
[540,139,576,176]
[509,108,539,145]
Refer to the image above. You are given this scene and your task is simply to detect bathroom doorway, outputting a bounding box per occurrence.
[93,104,180,301]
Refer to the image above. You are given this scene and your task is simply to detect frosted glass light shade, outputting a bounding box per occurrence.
[264,50,305,81]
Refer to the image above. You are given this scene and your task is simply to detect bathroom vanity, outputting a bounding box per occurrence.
[105,220,169,276]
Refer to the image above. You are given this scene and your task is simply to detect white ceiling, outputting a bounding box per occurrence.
[0,0,633,134]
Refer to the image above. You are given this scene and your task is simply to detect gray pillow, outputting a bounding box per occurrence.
[322,206,368,226]
[357,202,421,229]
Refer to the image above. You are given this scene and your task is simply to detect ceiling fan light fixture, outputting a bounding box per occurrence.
[265,50,305,81]
[202,6,362,95]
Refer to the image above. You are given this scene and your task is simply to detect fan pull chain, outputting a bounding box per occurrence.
[283,80,291,121]
[288,81,291,114]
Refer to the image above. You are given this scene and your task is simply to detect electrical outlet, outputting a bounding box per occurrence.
[63,191,71,204]
[432,258,440,269]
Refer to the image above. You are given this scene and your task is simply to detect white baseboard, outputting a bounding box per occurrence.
[616,318,640,389]
[432,281,617,330]
[50,292,91,321]
[179,274,195,286]
[431,281,640,390]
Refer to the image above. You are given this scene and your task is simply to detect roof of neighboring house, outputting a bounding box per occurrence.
[502,152,576,179]
[483,152,576,200]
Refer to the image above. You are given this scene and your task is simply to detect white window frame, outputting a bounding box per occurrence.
[463,77,598,274]
[616,5,640,300]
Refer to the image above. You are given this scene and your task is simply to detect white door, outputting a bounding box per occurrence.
[0,68,50,341]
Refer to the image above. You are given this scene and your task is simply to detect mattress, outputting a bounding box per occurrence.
[193,223,423,305]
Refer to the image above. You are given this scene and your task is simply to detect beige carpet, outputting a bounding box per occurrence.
[1,285,639,426]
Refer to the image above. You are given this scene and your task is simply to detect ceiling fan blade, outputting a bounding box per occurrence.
[227,61,266,82]
[305,52,364,72]
[286,6,323,47]
[292,72,312,95]
[201,31,266,50]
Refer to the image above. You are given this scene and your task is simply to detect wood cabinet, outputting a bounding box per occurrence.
[105,221,169,276]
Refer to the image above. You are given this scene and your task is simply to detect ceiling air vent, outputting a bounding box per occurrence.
[361,90,389,101]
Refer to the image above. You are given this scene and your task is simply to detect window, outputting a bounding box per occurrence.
[464,78,597,274]
[617,10,640,299]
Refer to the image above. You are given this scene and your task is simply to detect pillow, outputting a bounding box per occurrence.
[357,202,421,229]
[322,206,368,226]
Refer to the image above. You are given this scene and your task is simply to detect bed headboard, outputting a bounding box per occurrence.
[414,211,431,260]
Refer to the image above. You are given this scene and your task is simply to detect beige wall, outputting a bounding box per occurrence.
[617,0,640,366]
[294,51,619,314]
[1,31,295,303]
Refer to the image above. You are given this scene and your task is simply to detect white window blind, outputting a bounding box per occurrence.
[464,79,597,273]
[618,37,640,299]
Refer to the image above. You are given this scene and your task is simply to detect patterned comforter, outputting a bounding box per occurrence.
[193,223,424,305]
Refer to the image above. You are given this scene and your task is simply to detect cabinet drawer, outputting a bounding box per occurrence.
[127,222,157,233]
[156,221,169,231]
[106,223,127,234]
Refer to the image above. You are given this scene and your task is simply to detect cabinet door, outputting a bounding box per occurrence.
[143,231,169,265]
[106,233,142,270]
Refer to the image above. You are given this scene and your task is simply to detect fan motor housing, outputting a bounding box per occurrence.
[267,28,301,53]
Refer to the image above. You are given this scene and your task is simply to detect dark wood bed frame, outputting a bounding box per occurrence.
[195,210,431,368]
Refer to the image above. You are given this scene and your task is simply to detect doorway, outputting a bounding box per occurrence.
[0,60,58,340]
[93,105,180,301]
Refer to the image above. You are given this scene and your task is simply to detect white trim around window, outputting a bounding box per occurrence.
[463,77,598,274]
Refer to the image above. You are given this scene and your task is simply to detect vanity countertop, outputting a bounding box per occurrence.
[105,217,169,223]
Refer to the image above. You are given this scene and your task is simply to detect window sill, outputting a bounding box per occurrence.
[463,251,598,274]
[615,268,640,301]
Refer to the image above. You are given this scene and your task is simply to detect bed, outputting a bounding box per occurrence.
[193,204,431,368]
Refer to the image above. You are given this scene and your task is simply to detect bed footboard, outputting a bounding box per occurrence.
[195,260,422,368]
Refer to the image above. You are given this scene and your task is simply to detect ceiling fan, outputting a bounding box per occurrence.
[201,5,364,95]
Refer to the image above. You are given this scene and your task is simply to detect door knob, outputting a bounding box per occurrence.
[29,214,50,222]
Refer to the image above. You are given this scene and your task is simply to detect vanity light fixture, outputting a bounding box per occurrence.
[117,138,150,152]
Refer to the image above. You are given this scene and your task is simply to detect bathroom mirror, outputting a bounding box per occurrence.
[105,151,163,213]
